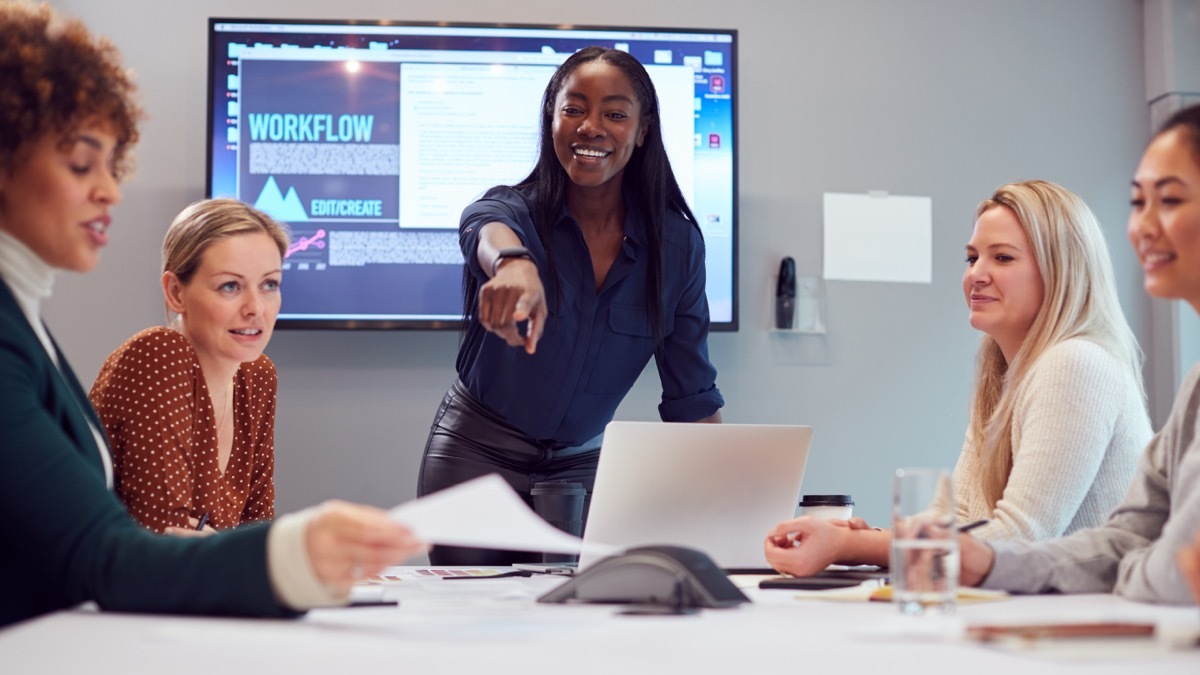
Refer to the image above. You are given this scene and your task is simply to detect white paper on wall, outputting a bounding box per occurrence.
[823,191,932,284]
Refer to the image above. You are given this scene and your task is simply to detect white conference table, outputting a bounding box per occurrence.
[2,569,1197,674]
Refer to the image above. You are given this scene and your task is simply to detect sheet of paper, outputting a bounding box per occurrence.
[823,191,932,283]
[388,474,618,556]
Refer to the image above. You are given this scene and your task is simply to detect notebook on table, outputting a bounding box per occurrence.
[579,421,813,570]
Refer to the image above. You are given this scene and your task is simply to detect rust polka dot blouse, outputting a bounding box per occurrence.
[89,327,276,533]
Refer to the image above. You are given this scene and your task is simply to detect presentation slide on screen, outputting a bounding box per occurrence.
[398,63,543,229]
[215,34,735,323]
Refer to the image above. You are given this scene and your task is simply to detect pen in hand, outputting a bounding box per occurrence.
[195,512,210,532]
[958,519,988,533]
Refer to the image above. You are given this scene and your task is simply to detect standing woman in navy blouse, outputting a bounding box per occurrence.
[419,46,724,564]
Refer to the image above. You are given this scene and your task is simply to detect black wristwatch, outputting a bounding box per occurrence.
[491,246,535,276]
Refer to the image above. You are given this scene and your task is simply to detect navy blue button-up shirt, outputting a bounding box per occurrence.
[456,185,723,446]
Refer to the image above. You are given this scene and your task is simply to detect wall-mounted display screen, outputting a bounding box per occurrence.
[208,19,737,329]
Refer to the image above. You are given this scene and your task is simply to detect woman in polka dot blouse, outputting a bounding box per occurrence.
[90,198,286,533]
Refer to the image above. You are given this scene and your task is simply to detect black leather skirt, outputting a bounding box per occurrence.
[417,379,600,565]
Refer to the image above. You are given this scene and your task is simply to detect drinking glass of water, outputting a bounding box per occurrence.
[891,468,958,615]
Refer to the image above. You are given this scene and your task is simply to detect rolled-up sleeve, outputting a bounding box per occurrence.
[656,225,723,422]
[459,189,532,281]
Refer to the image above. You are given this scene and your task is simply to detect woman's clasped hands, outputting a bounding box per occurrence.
[764,516,873,577]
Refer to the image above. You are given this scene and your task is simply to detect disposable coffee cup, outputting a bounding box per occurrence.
[531,481,586,564]
[797,495,854,521]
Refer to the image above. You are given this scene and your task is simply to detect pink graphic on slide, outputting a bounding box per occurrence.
[286,229,326,258]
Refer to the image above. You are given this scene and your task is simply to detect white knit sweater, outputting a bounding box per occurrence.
[953,338,1151,541]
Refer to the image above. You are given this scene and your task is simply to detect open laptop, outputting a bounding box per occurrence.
[578,421,813,570]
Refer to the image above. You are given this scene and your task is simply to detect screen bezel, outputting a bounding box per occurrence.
[205,17,738,332]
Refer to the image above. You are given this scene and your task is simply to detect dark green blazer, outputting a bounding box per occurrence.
[0,280,297,627]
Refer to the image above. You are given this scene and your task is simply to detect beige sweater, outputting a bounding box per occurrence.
[953,338,1151,541]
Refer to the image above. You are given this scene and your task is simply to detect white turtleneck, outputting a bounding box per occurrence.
[0,229,114,488]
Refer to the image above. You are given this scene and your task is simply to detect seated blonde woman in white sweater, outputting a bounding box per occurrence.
[764,180,1151,576]
[952,337,1146,541]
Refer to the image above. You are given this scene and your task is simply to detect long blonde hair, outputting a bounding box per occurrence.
[967,180,1144,508]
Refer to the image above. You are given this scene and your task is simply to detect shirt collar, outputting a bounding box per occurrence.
[553,185,648,252]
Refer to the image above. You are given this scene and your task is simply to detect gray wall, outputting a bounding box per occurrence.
[50,0,1149,528]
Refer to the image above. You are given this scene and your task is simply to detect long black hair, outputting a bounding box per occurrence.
[462,46,697,344]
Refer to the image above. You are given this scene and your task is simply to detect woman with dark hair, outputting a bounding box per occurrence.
[0,1,423,628]
[419,47,724,565]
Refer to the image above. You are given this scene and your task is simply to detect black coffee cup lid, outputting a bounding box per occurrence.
[798,494,854,506]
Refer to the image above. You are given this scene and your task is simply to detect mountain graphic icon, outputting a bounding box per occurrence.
[254,176,309,222]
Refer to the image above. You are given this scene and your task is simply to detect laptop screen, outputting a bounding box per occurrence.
[580,421,812,568]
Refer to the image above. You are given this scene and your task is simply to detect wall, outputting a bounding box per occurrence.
[49,0,1149,528]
